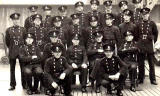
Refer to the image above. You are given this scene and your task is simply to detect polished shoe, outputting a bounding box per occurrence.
[32,90,40,94]
[130,85,136,92]
[107,90,112,94]
[95,87,101,93]
[117,90,123,96]
[27,90,33,95]
[151,80,158,85]
[8,86,15,91]
[45,90,51,95]
[63,94,73,96]
[137,79,143,84]
[81,87,87,93]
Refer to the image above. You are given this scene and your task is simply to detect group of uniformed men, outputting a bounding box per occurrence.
[5,0,159,96]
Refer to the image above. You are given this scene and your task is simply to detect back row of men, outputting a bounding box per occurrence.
[5,0,158,96]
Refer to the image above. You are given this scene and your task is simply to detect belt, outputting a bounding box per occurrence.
[14,40,19,45]
[141,35,148,40]
[37,40,42,45]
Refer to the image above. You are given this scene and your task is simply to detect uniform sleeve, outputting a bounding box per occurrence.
[44,59,55,84]
[87,43,97,56]
[82,46,88,64]
[152,21,158,42]
[66,47,73,64]
[116,56,127,75]
[24,18,29,31]
[63,58,73,75]
[19,46,32,63]
[5,29,10,47]
[114,27,122,48]
[99,59,109,80]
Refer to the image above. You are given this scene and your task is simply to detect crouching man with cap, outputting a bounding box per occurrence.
[19,33,43,95]
[44,45,73,96]
[98,44,127,96]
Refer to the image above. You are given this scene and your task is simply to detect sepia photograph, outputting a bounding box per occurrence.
[0,0,160,96]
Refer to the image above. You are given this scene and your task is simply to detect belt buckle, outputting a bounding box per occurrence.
[14,41,18,45]
[37,40,42,45]
[142,35,147,40]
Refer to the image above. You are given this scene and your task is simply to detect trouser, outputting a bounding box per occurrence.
[24,64,43,91]
[45,76,72,95]
[101,74,126,92]
[9,58,26,88]
[71,67,88,87]
[137,53,156,82]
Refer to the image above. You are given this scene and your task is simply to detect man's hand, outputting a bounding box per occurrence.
[97,49,104,53]
[51,82,58,89]
[32,55,37,59]
[114,72,120,80]
[109,75,115,80]
[59,73,66,80]
[72,63,78,69]
[81,63,87,68]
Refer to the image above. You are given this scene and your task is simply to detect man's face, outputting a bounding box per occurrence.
[26,38,34,45]
[73,19,80,25]
[95,36,103,42]
[52,52,62,58]
[59,11,67,17]
[105,6,112,13]
[30,11,37,15]
[12,19,19,25]
[142,14,150,21]
[54,21,62,27]
[121,5,128,11]
[105,19,113,26]
[44,10,51,16]
[125,35,134,42]
[72,39,80,45]
[104,51,114,58]
[76,6,84,12]
[90,21,98,27]
[50,37,58,43]
[123,15,131,22]
[91,4,98,11]
[34,18,41,25]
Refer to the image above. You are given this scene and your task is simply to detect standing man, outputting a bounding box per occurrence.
[117,0,128,26]
[67,34,88,92]
[132,0,143,24]
[74,1,88,28]
[119,9,138,45]
[88,0,102,26]
[42,5,53,30]
[44,45,73,96]
[5,13,26,90]
[24,6,38,31]
[58,5,72,26]
[137,7,158,85]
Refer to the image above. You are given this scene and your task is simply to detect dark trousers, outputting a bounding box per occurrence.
[9,58,26,87]
[71,67,88,87]
[137,53,156,82]
[45,76,72,95]
[24,64,43,91]
[101,75,126,91]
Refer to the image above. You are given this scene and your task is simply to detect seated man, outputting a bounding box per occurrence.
[19,33,43,95]
[118,30,139,92]
[67,34,88,92]
[99,44,127,96]
[44,45,73,96]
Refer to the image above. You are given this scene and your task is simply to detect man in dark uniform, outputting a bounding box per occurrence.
[137,7,158,85]
[44,45,73,96]
[5,13,26,90]
[58,5,72,26]
[68,14,85,47]
[119,9,138,45]
[74,1,88,28]
[117,0,128,26]
[118,31,139,92]
[87,31,105,93]
[102,13,121,48]
[132,0,142,24]
[85,16,102,49]
[19,33,43,95]
[101,0,117,26]
[67,34,88,92]
[28,14,48,50]
[49,16,69,47]
[24,6,38,31]
[98,44,127,96]
[42,5,53,30]
[88,0,102,26]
